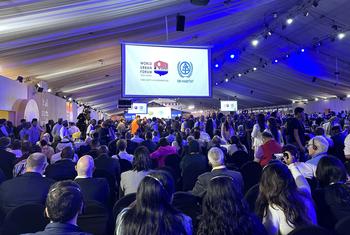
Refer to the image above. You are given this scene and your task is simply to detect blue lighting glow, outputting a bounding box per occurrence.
[215,64,219,68]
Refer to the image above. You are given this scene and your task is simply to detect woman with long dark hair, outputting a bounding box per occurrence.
[256,163,316,235]
[115,171,192,235]
[314,156,350,229]
[267,117,283,145]
[198,176,266,235]
[251,113,266,153]
[227,135,247,156]
[221,115,234,142]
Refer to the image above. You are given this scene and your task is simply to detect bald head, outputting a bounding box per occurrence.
[76,155,95,177]
[26,153,48,174]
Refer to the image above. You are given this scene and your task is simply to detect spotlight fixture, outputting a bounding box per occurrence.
[286,18,294,25]
[68,97,72,102]
[190,0,209,6]
[337,32,346,40]
[214,63,219,68]
[215,82,218,86]
[292,100,296,104]
[225,78,229,82]
[347,94,350,98]
[63,95,67,99]
[268,31,272,36]
[17,76,24,83]
[253,67,257,71]
[285,54,289,58]
[230,54,235,59]
[47,88,52,93]
[35,83,44,93]
[251,39,259,47]
[274,59,278,63]
[315,98,319,101]
[301,48,305,52]
[238,73,242,77]
[304,11,309,16]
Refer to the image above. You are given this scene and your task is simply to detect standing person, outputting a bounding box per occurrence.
[197,176,267,235]
[131,115,140,135]
[19,122,31,140]
[45,120,55,141]
[267,117,284,145]
[221,115,235,142]
[0,119,9,137]
[115,171,192,235]
[251,113,266,153]
[60,120,70,140]
[256,163,316,235]
[28,118,43,145]
[51,118,63,139]
[86,119,97,137]
[0,137,16,179]
[286,107,306,154]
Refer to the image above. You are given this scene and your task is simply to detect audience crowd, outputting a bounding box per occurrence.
[0,107,350,234]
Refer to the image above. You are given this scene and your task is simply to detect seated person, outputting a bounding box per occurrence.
[74,155,110,206]
[0,153,54,214]
[45,146,77,181]
[192,147,243,198]
[150,138,177,168]
[114,139,133,163]
[26,180,91,235]
[254,131,282,167]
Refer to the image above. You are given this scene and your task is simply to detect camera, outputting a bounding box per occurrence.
[273,153,288,161]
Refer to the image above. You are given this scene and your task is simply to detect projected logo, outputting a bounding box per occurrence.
[177,61,193,78]
[154,61,168,76]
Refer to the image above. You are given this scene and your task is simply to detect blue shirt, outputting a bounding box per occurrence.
[306,153,328,166]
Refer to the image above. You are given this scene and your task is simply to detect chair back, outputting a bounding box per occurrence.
[287,225,331,235]
[113,193,136,220]
[119,159,132,173]
[2,203,49,235]
[240,161,262,193]
[227,150,251,169]
[78,200,109,235]
[244,184,260,212]
[172,192,201,232]
[335,216,350,235]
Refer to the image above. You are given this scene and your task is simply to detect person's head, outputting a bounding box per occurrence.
[208,147,224,167]
[145,131,152,140]
[159,137,169,147]
[188,140,200,154]
[256,162,312,227]
[331,125,342,136]
[294,107,305,120]
[316,156,347,187]
[136,115,140,120]
[20,119,26,124]
[315,127,325,136]
[61,146,74,160]
[257,113,266,132]
[62,120,68,127]
[212,135,222,146]
[262,131,273,144]
[26,153,48,174]
[198,176,251,235]
[45,181,83,224]
[57,118,63,125]
[31,118,38,127]
[133,146,151,171]
[90,119,96,126]
[98,145,109,156]
[21,141,32,154]
[116,139,127,152]
[76,155,95,177]
[48,120,54,125]
[282,144,299,163]
[307,136,329,157]
[11,139,21,150]
[0,137,11,150]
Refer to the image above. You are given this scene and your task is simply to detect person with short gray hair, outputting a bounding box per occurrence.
[192,147,243,198]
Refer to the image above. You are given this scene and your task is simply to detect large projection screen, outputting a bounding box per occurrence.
[122,42,211,98]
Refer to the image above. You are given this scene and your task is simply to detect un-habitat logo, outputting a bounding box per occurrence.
[177,61,193,78]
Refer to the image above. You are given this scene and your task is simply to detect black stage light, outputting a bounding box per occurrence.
[17,76,24,83]
[191,0,209,6]
[176,14,185,31]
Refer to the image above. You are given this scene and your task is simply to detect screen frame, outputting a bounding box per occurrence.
[220,100,238,112]
[121,42,212,98]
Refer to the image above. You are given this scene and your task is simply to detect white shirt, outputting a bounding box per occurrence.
[120,170,150,195]
[60,126,70,140]
[112,151,134,163]
[86,124,95,135]
[52,123,62,138]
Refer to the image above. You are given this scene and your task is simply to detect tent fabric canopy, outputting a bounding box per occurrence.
[0,0,349,113]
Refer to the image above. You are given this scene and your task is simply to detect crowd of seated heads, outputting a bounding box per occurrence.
[1,108,350,234]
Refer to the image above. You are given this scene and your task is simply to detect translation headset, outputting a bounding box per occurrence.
[311,138,318,151]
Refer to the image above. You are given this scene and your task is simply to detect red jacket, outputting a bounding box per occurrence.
[260,140,282,166]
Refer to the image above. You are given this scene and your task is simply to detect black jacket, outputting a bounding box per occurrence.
[23,222,92,235]
[0,149,16,179]
[0,172,55,214]
[74,177,110,206]
[180,153,208,191]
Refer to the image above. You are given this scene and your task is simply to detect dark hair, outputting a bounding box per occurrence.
[30,145,42,154]
[198,176,262,235]
[316,156,347,187]
[224,116,231,132]
[256,163,312,227]
[294,107,304,115]
[193,130,200,140]
[121,171,187,235]
[61,146,74,159]
[11,140,21,150]
[21,141,32,154]
[229,136,244,151]
[282,144,299,160]
[175,132,183,149]
[257,114,266,133]
[40,139,48,147]
[145,131,152,140]
[117,139,127,151]
[267,117,279,142]
[159,137,169,147]
[315,127,325,136]
[261,131,273,139]
[188,140,200,153]
[133,146,152,171]
[46,180,83,223]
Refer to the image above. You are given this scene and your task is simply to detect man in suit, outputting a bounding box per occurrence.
[0,153,55,214]
[74,155,110,206]
[192,147,243,198]
[45,146,77,181]
[25,181,91,235]
[125,131,138,155]
[0,137,16,179]
[140,132,157,154]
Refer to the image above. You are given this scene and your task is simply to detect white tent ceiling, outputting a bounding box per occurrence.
[0,0,349,114]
